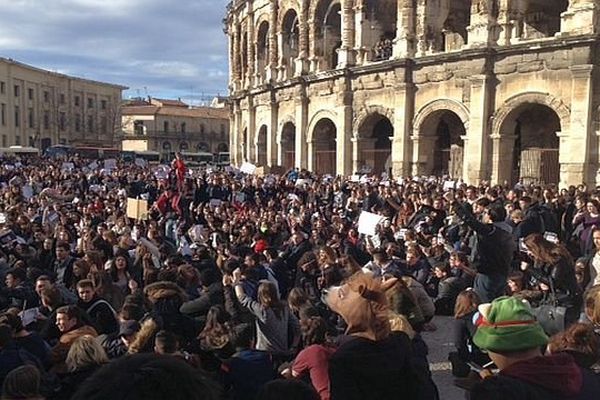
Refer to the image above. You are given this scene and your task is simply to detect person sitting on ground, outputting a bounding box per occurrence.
[221,324,275,400]
[1,365,44,400]
[547,322,600,370]
[71,353,219,400]
[53,335,109,400]
[433,263,465,316]
[0,324,42,386]
[76,279,118,335]
[154,329,200,369]
[50,305,98,371]
[0,312,50,368]
[470,296,600,400]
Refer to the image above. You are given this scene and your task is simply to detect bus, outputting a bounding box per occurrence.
[44,145,121,160]
[180,151,214,168]
[0,146,40,157]
[126,150,161,165]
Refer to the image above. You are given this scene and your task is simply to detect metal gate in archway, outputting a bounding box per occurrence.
[315,150,336,175]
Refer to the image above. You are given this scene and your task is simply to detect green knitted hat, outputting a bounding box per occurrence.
[473,296,548,353]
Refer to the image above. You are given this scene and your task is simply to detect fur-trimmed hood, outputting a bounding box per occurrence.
[143,281,188,304]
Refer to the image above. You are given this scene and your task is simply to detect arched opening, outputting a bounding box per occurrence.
[516,0,569,39]
[417,110,466,178]
[443,0,470,51]
[281,122,296,169]
[357,113,393,175]
[217,143,229,152]
[314,0,342,71]
[179,142,189,151]
[257,125,268,166]
[281,9,300,78]
[364,0,397,61]
[41,137,52,151]
[501,104,561,185]
[313,118,337,174]
[197,142,210,152]
[256,21,270,83]
[162,141,172,160]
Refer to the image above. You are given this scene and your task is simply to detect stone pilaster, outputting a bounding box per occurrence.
[561,0,600,36]
[393,0,416,58]
[464,74,492,184]
[246,97,256,163]
[295,0,310,76]
[246,11,255,88]
[564,64,595,187]
[294,84,308,169]
[337,0,356,68]
[268,93,278,167]
[266,0,279,82]
[490,134,516,185]
[336,78,354,175]
[392,79,414,177]
[467,0,499,48]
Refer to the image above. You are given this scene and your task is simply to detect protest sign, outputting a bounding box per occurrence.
[240,162,257,175]
[104,159,117,170]
[357,211,385,236]
[127,198,148,220]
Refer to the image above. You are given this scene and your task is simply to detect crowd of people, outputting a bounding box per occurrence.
[0,151,599,400]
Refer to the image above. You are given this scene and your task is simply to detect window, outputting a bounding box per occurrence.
[74,96,80,107]
[101,116,107,134]
[15,135,20,145]
[14,85,20,97]
[87,98,93,108]
[134,120,144,135]
[60,93,66,104]
[101,100,107,110]
[200,124,205,134]
[163,121,169,132]
[59,112,66,131]
[75,114,81,132]
[28,88,33,100]
[44,111,50,130]
[14,106,20,127]
[43,91,50,102]
[28,108,34,128]
[221,124,225,135]
[0,82,5,94]
[181,122,186,133]
[87,115,94,132]
[1,103,5,126]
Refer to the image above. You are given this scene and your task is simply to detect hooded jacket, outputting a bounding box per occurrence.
[471,353,600,400]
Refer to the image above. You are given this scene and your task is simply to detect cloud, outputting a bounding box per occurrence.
[0,0,231,99]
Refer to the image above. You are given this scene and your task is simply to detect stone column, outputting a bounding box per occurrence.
[276,32,286,80]
[564,64,594,187]
[463,74,492,184]
[392,79,415,177]
[410,135,437,176]
[336,78,353,175]
[353,1,368,65]
[294,84,309,169]
[268,93,278,167]
[467,0,499,48]
[496,0,514,46]
[337,0,356,68]
[246,98,256,163]
[246,11,255,88]
[490,134,516,185]
[231,23,242,91]
[351,137,359,174]
[295,0,310,75]
[561,0,600,36]
[266,0,279,81]
[393,0,416,58]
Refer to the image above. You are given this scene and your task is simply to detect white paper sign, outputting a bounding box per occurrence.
[295,179,311,187]
[135,158,147,167]
[61,162,74,171]
[357,211,385,236]
[104,159,117,170]
[22,184,33,199]
[443,180,456,191]
[88,161,99,170]
[240,162,257,175]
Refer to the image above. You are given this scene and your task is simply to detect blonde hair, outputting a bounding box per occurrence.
[65,335,108,372]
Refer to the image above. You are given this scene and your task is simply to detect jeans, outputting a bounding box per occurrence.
[473,272,507,303]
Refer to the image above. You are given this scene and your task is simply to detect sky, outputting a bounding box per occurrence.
[0,0,231,105]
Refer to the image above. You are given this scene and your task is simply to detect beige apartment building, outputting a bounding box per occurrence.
[0,57,126,149]
[120,97,230,158]
[225,0,600,187]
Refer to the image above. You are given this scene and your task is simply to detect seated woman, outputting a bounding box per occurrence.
[449,290,490,377]
[433,264,465,316]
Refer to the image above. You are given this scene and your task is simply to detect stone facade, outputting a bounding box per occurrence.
[225,0,600,187]
[0,57,126,149]
[120,98,230,158]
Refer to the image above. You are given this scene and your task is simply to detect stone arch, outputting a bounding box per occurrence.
[278,1,301,30]
[354,105,395,139]
[491,92,571,138]
[277,116,296,143]
[307,109,338,143]
[413,99,470,135]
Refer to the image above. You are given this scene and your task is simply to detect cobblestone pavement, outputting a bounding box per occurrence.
[422,316,466,400]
